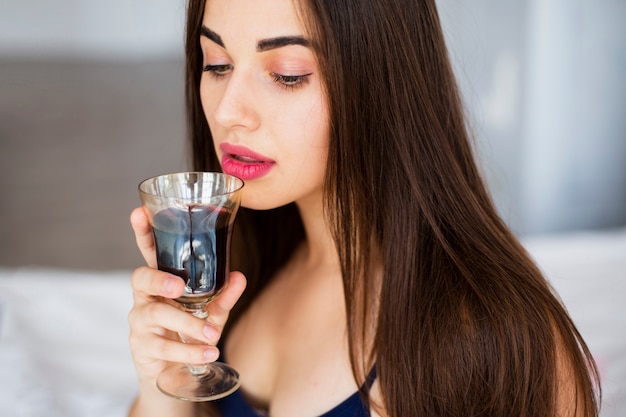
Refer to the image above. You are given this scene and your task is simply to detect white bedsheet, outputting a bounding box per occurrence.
[0,228,624,417]
[0,270,136,417]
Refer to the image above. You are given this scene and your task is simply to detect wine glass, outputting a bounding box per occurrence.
[138,172,244,401]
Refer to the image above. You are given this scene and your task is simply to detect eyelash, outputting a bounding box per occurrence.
[271,72,312,90]
[203,64,232,77]
[202,64,312,90]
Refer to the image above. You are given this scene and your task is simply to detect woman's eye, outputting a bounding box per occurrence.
[203,64,233,77]
[271,72,312,89]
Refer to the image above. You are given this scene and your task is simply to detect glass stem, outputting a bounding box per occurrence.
[179,307,210,376]
[191,307,209,320]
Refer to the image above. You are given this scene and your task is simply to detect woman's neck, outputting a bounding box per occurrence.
[295,192,340,272]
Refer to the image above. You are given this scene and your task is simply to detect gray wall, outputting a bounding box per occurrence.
[439,0,626,234]
[0,0,185,60]
[2,0,625,236]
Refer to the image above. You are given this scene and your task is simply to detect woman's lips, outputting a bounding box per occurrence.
[219,143,275,181]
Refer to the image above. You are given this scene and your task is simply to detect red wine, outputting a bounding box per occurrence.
[152,204,235,306]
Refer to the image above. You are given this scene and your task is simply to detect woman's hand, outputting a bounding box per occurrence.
[127,207,246,416]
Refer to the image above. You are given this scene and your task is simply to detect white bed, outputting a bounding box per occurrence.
[0,228,624,417]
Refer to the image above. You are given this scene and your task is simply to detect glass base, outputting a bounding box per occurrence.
[157,362,241,402]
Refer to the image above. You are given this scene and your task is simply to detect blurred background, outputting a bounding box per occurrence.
[1,0,625,271]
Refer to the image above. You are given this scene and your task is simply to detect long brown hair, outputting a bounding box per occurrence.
[185,0,601,415]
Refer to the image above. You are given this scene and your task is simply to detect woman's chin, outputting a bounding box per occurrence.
[240,194,287,212]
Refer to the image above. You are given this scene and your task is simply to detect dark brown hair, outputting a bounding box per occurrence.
[185,0,601,415]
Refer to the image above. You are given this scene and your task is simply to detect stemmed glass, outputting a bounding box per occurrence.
[138,172,244,401]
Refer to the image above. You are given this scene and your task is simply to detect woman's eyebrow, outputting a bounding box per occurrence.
[200,26,309,52]
[257,36,310,52]
[200,25,225,48]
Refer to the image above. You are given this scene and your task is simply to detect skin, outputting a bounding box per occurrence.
[128,0,588,416]
[200,0,329,211]
[128,0,381,416]
[128,207,246,417]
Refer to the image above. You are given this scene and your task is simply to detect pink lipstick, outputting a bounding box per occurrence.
[219,143,275,181]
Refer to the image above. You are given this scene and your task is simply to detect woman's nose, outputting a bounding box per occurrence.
[212,72,260,130]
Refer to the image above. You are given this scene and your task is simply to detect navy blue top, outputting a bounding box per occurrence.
[214,365,377,417]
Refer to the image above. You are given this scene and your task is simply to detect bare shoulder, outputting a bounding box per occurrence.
[368,381,387,417]
[555,351,585,416]
[554,328,600,417]
[365,332,598,417]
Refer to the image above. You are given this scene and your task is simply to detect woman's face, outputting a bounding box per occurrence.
[200,0,329,210]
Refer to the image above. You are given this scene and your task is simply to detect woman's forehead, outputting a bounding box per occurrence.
[202,0,308,40]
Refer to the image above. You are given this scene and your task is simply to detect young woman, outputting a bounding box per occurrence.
[128,0,601,416]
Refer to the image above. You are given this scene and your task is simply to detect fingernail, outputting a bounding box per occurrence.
[204,348,219,361]
[203,325,218,341]
[163,277,178,294]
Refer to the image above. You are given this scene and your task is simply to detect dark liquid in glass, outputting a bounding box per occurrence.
[152,204,234,307]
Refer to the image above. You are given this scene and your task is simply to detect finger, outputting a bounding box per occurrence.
[130,330,220,366]
[130,299,222,346]
[206,271,247,326]
[130,206,157,268]
[153,337,220,365]
[131,266,186,300]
